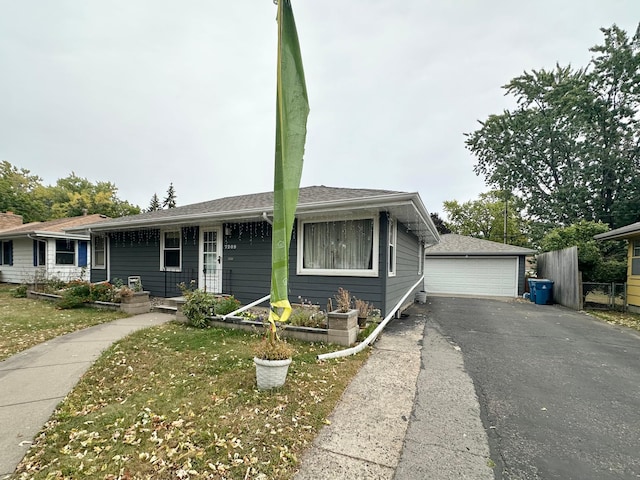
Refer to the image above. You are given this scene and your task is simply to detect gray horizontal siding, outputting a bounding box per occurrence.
[222,222,272,305]
[106,227,200,297]
[385,218,422,315]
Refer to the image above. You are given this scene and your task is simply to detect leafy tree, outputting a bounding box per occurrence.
[466,24,640,230]
[0,161,48,222]
[430,212,451,234]
[147,193,162,212]
[539,220,626,282]
[442,191,530,247]
[41,172,140,218]
[163,183,177,209]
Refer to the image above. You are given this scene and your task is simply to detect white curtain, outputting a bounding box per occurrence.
[303,219,373,270]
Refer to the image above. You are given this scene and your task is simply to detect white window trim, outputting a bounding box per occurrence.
[633,240,640,258]
[161,230,182,272]
[296,215,379,277]
[388,217,397,277]
[92,235,106,269]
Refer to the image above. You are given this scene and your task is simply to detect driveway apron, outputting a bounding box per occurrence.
[428,296,640,480]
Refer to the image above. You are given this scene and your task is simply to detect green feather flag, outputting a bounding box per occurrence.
[268,0,309,332]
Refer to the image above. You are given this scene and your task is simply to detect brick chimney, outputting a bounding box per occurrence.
[0,211,24,231]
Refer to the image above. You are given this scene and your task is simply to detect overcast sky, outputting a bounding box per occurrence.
[1,1,638,217]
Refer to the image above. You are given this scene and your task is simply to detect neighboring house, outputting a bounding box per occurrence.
[594,222,640,314]
[423,233,535,298]
[0,212,109,284]
[67,186,440,316]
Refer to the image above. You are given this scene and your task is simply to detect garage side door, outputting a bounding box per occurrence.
[424,257,518,297]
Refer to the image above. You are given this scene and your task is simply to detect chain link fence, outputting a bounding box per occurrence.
[582,282,626,311]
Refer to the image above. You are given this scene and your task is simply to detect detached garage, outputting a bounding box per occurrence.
[424,234,535,298]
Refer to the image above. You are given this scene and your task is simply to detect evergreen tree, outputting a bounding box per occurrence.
[430,212,451,234]
[163,183,177,209]
[147,193,161,212]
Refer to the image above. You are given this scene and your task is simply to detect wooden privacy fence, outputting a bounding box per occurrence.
[537,246,582,310]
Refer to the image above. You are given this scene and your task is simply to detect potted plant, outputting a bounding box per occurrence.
[253,316,295,390]
[326,288,359,346]
[354,298,373,328]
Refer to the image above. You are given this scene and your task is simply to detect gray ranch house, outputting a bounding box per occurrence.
[68,186,440,317]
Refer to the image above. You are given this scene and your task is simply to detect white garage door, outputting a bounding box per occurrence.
[424,257,518,297]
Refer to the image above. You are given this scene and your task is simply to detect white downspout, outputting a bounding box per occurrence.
[317,276,425,361]
[222,294,271,320]
[262,212,273,225]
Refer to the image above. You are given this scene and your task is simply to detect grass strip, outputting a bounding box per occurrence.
[0,283,127,361]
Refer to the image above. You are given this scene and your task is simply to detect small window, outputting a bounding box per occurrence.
[161,230,181,271]
[33,240,46,266]
[1,241,12,265]
[38,242,46,265]
[56,239,75,265]
[388,218,397,277]
[93,236,106,269]
[633,240,640,276]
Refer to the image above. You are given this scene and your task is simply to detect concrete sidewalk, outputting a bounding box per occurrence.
[294,304,493,479]
[0,313,173,479]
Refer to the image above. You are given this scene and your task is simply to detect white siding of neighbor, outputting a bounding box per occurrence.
[424,256,519,297]
[0,237,90,285]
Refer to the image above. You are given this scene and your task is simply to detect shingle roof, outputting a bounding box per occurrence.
[65,185,441,244]
[594,221,640,241]
[0,214,109,238]
[424,234,535,256]
[72,186,404,228]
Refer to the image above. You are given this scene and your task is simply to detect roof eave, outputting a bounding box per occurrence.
[0,231,90,240]
[68,192,442,244]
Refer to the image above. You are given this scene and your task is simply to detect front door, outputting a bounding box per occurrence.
[200,228,222,293]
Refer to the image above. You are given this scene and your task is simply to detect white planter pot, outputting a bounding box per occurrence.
[254,357,292,390]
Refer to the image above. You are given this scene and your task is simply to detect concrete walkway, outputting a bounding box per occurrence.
[0,313,173,479]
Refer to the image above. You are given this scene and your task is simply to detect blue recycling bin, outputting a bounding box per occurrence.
[527,279,539,303]
[533,279,554,305]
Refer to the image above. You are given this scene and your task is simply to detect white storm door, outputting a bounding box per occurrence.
[200,228,222,293]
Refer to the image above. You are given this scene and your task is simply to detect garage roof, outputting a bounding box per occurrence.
[424,234,535,256]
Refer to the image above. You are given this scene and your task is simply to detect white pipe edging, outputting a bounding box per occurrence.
[317,276,425,361]
[222,294,270,320]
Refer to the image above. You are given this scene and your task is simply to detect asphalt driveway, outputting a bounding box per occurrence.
[424,296,640,480]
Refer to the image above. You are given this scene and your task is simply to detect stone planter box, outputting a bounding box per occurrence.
[120,291,151,314]
[327,309,358,330]
[27,290,150,314]
[327,309,359,346]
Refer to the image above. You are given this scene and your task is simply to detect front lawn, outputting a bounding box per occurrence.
[0,283,128,361]
[13,323,368,479]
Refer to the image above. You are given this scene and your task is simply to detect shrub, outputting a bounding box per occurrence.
[288,307,327,328]
[90,282,116,302]
[182,289,217,328]
[214,296,241,316]
[11,284,28,298]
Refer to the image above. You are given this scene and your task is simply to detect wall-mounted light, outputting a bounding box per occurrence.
[224,226,232,236]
